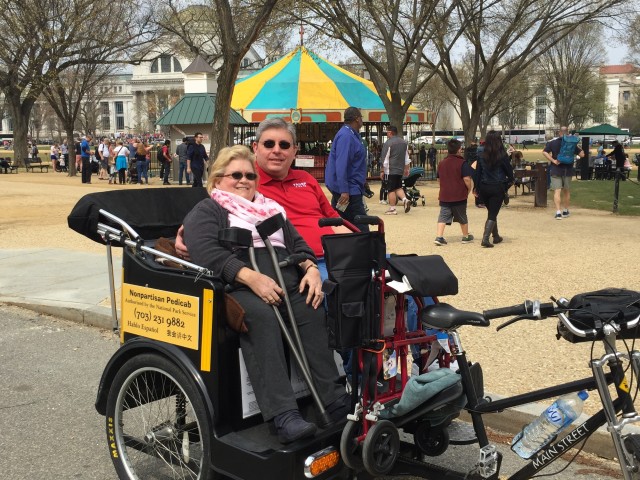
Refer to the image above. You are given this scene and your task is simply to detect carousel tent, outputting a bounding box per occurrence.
[231,46,429,124]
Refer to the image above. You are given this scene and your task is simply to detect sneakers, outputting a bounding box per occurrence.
[434,237,447,246]
[461,234,474,244]
[555,212,562,220]
[402,198,411,213]
[384,209,397,215]
[379,200,388,205]
[562,209,570,218]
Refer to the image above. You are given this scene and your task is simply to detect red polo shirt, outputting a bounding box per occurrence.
[256,165,339,257]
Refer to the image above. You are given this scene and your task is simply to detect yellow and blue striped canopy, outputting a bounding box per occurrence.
[232,47,427,124]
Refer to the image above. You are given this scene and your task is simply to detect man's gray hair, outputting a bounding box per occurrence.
[255,118,297,144]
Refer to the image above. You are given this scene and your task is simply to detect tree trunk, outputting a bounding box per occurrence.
[8,97,34,167]
[209,62,241,167]
[66,126,78,176]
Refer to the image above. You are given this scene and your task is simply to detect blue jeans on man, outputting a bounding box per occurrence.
[179,161,191,185]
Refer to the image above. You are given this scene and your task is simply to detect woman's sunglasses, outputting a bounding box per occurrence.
[262,139,292,150]
[221,171,258,181]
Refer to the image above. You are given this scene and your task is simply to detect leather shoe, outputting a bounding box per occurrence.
[274,409,317,444]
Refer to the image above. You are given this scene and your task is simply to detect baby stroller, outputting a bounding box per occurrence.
[403,167,426,207]
[320,215,466,477]
[127,158,138,184]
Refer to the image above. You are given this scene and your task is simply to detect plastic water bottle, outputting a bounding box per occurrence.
[511,390,588,459]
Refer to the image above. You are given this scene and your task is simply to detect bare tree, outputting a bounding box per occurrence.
[413,76,456,142]
[0,0,158,166]
[537,25,608,129]
[155,0,282,158]
[422,0,627,143]
[43,60,117,176]
[299,0,459,134]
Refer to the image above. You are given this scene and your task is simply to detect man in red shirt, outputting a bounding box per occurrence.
[176,118,349,277]
[434,138,474,245]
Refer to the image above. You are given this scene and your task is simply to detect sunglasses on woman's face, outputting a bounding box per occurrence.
[222,171,258,181]
[261,139,292,150]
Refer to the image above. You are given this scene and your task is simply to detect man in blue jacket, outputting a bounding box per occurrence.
[325,107,369,232]
[80,135,92,184]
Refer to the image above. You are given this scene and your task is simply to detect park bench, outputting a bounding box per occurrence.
[24,157,49,173]
[512,169,534,196]
[1,157,18,174]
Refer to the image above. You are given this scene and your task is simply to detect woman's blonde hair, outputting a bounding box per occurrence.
[137,143,147,155]
[206,145,258,193]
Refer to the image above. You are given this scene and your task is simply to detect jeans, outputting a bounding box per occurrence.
[136,160,148,183]
[179,162,191,185]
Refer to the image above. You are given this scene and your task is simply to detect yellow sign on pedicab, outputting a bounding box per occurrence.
[121,283,200,349]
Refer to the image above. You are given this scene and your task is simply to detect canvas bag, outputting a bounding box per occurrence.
[558,288,640,343]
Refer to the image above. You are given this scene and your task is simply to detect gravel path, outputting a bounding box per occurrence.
[1,172,639,415]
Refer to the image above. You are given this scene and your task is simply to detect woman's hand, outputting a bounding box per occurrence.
[299,265,324,309]
[237,268,283,305]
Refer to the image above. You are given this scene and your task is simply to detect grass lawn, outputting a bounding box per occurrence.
[567,177,640,215]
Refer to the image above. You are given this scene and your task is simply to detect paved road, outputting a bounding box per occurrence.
[0,305,624,480]
[0,305,118,479]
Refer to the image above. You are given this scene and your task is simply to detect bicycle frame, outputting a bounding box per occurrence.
[454,325,640,479]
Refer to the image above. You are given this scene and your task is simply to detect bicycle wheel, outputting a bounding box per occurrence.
[105,353,214,480]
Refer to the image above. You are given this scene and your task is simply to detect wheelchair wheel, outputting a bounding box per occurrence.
[105,353,215,480]
[340,420,364,471]
[362,420,399,476]
[414,422,449,456]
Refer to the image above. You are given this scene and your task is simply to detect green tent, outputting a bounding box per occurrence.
[577,123,628,136]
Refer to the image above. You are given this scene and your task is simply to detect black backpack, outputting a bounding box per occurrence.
[558,288,640,343]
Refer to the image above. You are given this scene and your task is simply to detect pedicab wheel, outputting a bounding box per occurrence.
[105,353,215,480]
[340,420,365,471]
[414,422,449,456]
[362,420,400,476]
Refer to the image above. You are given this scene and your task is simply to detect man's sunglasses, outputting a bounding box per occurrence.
[262,139,292,150]
[221,172,258,181]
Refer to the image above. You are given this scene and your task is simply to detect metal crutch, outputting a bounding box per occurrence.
[218,226,332,427]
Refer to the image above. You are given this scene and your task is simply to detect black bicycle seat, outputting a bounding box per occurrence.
[421,303,489,329]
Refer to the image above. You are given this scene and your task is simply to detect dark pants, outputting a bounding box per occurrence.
[230,249,344,420]
[163,160,172,183]
[330,192,369,232]
[159,159,166,179]
[81,157,91,183]
[478,183,504,221]
[191,167,204,187]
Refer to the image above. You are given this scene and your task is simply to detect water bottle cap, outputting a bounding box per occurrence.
[578,390,589,401]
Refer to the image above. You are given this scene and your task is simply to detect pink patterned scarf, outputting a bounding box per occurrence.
[211,188,286,248]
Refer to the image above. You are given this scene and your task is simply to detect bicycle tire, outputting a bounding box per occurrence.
[105,353,215,480]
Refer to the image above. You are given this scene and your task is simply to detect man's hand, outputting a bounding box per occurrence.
[337,192,350,205]
[174,225,190,260]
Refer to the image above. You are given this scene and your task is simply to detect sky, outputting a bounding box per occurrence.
[607,44,629,64]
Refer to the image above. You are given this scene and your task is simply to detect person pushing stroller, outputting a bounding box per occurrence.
[379,126,411,215]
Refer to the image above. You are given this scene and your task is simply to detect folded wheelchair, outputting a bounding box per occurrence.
[320,215,466,477]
